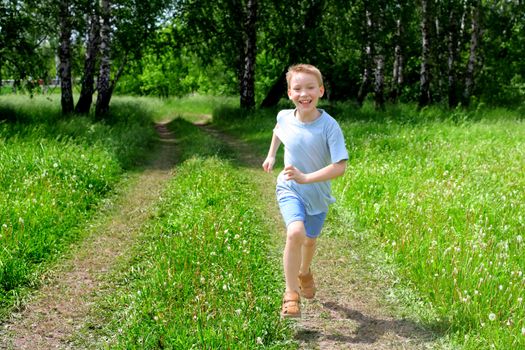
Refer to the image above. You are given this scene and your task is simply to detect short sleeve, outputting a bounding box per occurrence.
[327,120,348,164]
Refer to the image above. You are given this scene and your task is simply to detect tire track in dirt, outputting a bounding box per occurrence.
[0,122,177,350]
[197,120,442,350]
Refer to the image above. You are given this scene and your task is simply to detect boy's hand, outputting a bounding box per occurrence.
[262,156,275,173]
[283,165,307,184]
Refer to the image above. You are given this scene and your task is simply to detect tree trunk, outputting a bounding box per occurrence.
[463,0,481,106]
[373,6,385,110]
[419,0,432,108]
[357,7,374,106]
[390,17,404,102]
[75,8,101,114]
[240,0,257,110]
[260,69,287,108]
[447,5,459,108]
[95,0,112,118]
[58,0,74,115]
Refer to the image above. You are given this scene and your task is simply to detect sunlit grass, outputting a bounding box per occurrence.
[91,120,293,348]
[0,95,156,315]
[214,101,525,349]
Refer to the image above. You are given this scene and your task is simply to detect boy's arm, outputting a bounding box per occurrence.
[262,125,281,173]
[283,160,347,184]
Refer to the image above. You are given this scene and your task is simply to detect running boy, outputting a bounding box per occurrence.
[262,64,348,318]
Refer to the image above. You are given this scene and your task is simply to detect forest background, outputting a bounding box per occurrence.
[1,0,524,115]
[2,1,525,348]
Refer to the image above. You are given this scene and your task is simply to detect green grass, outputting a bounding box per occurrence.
[213,100,525,349]
[88,119,293,349]
[0,95,156,315]
[150,94,238,123]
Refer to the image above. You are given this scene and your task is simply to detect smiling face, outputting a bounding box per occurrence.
[287,72,325,115]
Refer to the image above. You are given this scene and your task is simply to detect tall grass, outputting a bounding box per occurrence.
[92,120,293,349]
[213,101,525,348]
[0,95,156,315]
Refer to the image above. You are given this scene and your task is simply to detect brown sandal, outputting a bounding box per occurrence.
[298,270,316,299]
[281,291,301,318]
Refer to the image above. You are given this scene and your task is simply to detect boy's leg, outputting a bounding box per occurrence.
[299,237,316,275]
[283,221,306,293]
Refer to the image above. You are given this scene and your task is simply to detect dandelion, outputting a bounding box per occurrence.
[53,162,58,168]
[488,313,496,321]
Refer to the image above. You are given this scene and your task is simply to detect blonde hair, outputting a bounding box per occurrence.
[286,64,324,87]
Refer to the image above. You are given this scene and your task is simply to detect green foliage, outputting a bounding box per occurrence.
[0,95,156,315]
[115,44,238,97]
[96,123,293,349]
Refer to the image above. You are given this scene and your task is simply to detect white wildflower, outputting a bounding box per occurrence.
[488,313,496,321]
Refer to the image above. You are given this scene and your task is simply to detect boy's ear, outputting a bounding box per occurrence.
[287,88,292,99]
[320,85,325,97]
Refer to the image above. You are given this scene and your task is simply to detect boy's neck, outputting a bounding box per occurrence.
[294,108,321,123]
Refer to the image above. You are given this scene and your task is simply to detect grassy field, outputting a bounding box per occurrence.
[0,95,156,315]
[81,118,293,348]
[214,101,525,349]
[2,94,525,348]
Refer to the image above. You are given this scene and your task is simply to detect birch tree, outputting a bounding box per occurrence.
[419,0,432,107]
[58,0,74,114]
[75,3,100,114]
[240,0,257,109]
[95,0,111,117]
[463,0,481,105]
[357,4,374,106]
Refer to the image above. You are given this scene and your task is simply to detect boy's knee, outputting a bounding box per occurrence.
[287,221,306,243]
[303,237,316,248]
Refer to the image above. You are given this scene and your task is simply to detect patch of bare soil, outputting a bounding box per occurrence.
[0,122,177,350]
[198,120,441,350]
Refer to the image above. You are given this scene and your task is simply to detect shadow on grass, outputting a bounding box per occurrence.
[296,300,447,346]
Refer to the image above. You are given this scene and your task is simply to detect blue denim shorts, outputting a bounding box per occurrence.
[277,195,327,238]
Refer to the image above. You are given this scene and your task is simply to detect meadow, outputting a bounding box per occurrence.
[213,101,525,349]
[88,119,292,348]
[0,95,157,315]
[2,93,525,349]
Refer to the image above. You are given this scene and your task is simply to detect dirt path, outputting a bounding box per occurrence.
[0,122,177,350]
[198,121,442,350]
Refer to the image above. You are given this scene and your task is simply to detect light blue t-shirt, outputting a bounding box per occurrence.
[274,109,348,215]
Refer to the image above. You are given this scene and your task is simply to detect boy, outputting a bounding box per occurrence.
[262,64,348,318]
